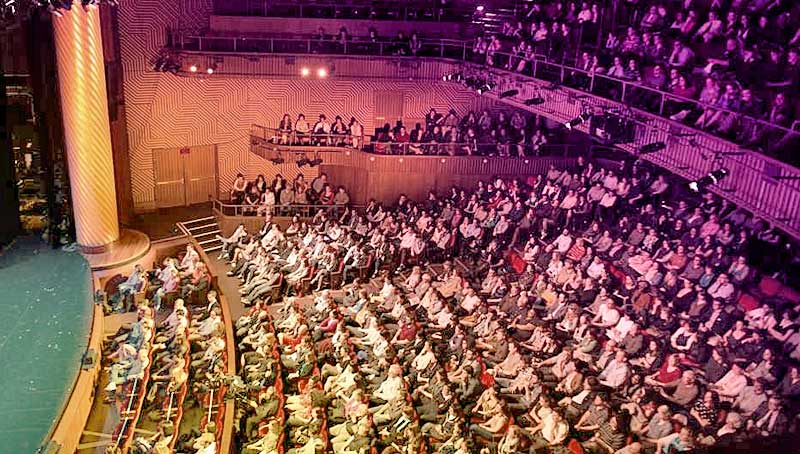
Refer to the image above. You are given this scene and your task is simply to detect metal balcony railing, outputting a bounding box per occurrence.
[166,31,800,154]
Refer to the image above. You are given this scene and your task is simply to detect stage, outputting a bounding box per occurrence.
[0,237,93,453]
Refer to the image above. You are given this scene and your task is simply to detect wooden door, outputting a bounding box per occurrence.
[153,148,185,208]
[184,145,218,205]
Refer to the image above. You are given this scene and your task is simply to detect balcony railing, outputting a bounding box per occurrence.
[212,0,475,22]
[212,199,356,219]
[250,124,574,157]
[166,31,799,161]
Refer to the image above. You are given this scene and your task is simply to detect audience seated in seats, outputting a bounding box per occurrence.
[218,159,800,453]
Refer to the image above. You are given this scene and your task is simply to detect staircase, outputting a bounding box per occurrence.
[177,216,223,254]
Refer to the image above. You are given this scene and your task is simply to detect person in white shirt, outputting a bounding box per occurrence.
[592,300,621,328]
[372,364,406,403]
[707,274,735,301]
[711,363,748,402]
[552,229,573,254]
[460,288,482,313]
[598,350,630,389]
[528,409,569,449]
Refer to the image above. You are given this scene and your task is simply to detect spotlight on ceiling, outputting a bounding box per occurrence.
[300,67,310,77]
[688,168,729,193]
[476,5,485,12]
[189,64,198,73]
[498,89,519,99]
[317,68,328,78]
[206,67,214,74]
[564,112,592,130]
[524,97,545,105]
[639,141,666,154]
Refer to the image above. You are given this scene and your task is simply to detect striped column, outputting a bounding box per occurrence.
[52,1,120,251]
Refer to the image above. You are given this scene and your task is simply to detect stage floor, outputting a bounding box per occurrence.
[0,237,93,453]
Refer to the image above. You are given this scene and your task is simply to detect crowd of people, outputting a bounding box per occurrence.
[471,0,800,162]
[215,156,800,453]
[229,173,351,211]
[102,247,230,454]
[270,113,365,149]
[372,107,552,157]
[272,107,554,157]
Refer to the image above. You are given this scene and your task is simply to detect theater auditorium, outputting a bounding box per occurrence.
[1,0,800,453]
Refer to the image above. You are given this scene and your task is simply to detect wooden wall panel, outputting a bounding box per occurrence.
[208,15,471,39]
[116,0,502,212]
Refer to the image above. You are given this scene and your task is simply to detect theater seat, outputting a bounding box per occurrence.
[737,292,760,313]
[757,276,782,297]
[568,438,585,454]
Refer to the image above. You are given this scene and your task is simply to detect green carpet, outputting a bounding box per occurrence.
[0,237,93,453]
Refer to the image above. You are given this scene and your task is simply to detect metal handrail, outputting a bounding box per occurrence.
[212,199,358,218]
[251,123,366,149]
[212,0,475,22]
[249,124,568,156]
[166,31,800,140]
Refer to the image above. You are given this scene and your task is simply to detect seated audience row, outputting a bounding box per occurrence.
[217,156,799,452]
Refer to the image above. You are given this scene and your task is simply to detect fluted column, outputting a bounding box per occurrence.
[52,1,119,251]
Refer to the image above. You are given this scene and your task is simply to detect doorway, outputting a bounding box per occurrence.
[152,145,218,209]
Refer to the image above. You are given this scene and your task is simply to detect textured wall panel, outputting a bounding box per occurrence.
[117,1,499,211]
[53,2,120,248]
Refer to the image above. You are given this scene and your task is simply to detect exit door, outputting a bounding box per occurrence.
[153,145,218,208]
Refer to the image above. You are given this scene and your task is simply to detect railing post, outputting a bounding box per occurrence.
[462,42,467,61]
[270,38,274,53]
[233,37,237,52]
[307,39,311,54]
[659,93,666,116]
[621,82,627,103]
[589,73,595,93]
[198,37,202,52]
[441,40,445,58]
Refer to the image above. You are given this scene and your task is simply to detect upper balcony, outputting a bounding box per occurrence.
[212,0,479,23]
[162,31,800,238]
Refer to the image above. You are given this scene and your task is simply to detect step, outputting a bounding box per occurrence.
[203,245,223,253]
[181,216,216,225]
[187,223,219,232]
[194,229,221,237]
[198,238,221,246]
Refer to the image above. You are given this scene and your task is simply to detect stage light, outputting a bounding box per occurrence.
[476,5,485,12]
[524,97,545,105]
[317,68,328,78]
[477,82,494,95]
[206,67,214,74]
[442,72,464,82]
[689,168,729,192]
[564,112,592,130]
[499,89,519,99]
[639,141,666,154]
[300,67,310,77]
[189,65,198,73]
